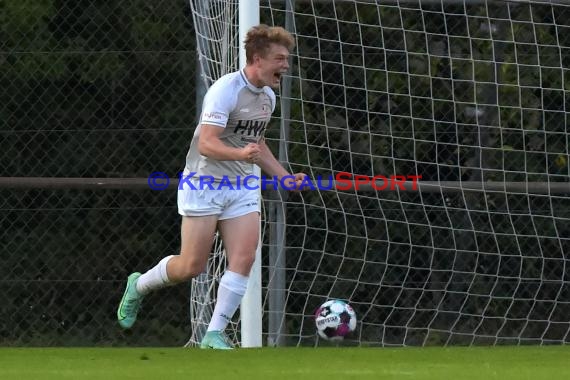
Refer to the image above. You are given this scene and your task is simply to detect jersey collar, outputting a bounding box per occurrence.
[240,69,265,93]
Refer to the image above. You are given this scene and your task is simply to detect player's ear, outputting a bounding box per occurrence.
[252,53,262,65]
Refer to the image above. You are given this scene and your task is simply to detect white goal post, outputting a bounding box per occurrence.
[237,0,263,349]
[188,0,570,348]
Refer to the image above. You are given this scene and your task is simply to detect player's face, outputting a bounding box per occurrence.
[256,43,290,88]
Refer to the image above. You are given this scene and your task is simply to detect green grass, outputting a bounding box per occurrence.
[0,346,568,380]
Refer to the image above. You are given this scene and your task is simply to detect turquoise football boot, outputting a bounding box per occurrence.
[200,330,234,350]
[117,272,144,329]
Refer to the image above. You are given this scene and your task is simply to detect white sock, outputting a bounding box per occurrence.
[135,255,174,296]
[207,271,249,332]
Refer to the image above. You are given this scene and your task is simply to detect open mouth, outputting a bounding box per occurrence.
[273,72,282,81]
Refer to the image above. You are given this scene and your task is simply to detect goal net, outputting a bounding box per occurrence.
[188,0,570,347]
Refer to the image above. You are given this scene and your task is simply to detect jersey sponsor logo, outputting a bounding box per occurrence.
[203,111,224,120]
[233,119,268,137]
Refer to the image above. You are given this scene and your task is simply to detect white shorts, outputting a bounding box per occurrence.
[177,179,260,220]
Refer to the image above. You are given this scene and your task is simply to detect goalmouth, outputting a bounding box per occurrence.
[187,0,570,348]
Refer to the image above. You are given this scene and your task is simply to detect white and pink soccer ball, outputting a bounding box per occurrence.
[314,299,357,341]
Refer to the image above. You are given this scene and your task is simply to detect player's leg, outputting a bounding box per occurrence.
[200,210,259,349]
[118,180,223,330]
[118,215,218,329]
[219,211,259,275]
[139,215,219,289]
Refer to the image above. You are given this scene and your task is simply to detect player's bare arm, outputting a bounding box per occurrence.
[198,124,261,162]
[257,139,307,189]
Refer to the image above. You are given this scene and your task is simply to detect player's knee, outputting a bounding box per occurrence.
[174,258,206,281]
[231,250,256,272]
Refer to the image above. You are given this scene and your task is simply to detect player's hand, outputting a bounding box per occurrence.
[242,143,261,164]
[282,172,308,192]
[293,173,308,191]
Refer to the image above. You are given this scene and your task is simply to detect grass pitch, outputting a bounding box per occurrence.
[0,346,568,380]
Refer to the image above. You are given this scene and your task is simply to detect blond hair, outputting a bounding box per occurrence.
[244,24,295,64]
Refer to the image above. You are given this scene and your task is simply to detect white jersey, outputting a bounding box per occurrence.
[183,70,276,182]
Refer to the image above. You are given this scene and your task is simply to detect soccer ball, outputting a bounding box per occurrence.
[314,299,357,341]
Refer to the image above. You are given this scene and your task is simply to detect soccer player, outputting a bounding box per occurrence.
[117,24,306,349]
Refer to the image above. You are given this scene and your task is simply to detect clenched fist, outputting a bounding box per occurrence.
[242,143,261,164]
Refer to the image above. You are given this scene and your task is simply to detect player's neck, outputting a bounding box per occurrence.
[242,66,263,88]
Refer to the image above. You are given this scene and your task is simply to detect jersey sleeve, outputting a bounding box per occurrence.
[200,79,237,127]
